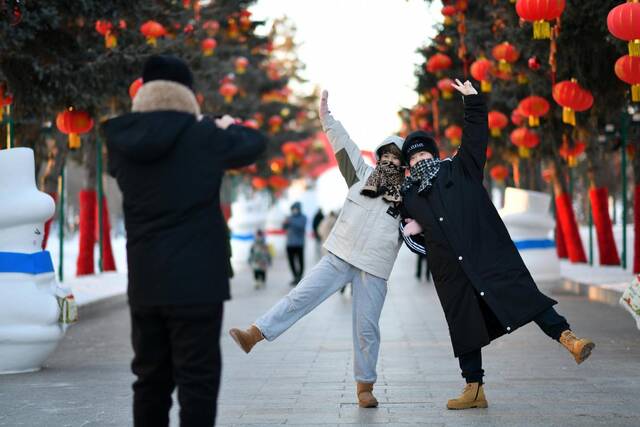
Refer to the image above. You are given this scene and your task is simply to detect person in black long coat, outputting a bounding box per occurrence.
[103,55,266,426]
[399,79,595,410]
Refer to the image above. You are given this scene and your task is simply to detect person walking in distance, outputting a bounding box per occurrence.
[283,201,307,285]
[103,55,266,427]
[249,229,272,289]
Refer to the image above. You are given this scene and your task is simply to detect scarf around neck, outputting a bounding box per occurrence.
[360,160,405,204]
[402,158,441,195]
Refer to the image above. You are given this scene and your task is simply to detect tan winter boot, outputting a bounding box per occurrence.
[446,382,488,410]
[356,382,379,408]
[559,330,595,364]
[229,325,264,354]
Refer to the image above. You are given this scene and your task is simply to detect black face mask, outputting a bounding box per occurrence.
[402,158,442,195]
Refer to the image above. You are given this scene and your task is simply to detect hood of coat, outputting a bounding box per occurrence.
[102,80,199,163]
[374,135,404,160]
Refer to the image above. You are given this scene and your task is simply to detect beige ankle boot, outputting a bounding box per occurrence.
[356,382,379,408]
[229,325,264,354]
[559,330,595,364]
[446,382,488,410]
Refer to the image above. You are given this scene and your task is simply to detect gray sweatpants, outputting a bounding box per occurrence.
[255,252,387,383]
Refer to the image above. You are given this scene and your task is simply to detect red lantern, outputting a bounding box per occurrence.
[242,119,260,129]
[559,139,586,168]
[129,78,143,99]
[203,20,220,36]
[445,125,463,146]
[252,177,268,190]
[528,56,541,71]
[95,20,117,48]
[470,58,493,92]
[426,53,453,74]
[268,115,283,133]
[268,175,289,191]
[0,87,13,122]
[140,20,166,46]
[488,111,509,137]
[442,5,457,26]
[516,0,565,39]
[269,157,286,174]
[437,78,455,99]
[552,79,594,125]
[486,146,493,159]
[201,38,217,56]
[510,127,540,158]
[607,2,640,57]
[235,56,249,74]
[492,42,519,72]
[56,109,94,149]
[239,9,252,31]
[511,108,526,126]
[282,142,305,167]
[219,82,238,103]
[518,96,550,127]
[490,165,509,182]
[615,55,640,102]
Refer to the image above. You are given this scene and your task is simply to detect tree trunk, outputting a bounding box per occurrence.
[40,134,68,249]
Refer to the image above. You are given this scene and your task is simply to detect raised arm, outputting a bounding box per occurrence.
[319,90,372,188]
[451,80,488,181]
[214,115,267,170]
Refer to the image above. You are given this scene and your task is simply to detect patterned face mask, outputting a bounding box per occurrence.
[401,158,441,195]
[360,160,405,204]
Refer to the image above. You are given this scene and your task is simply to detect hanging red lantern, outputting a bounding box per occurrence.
[282,142,305,167]
[515,0,565,39]
[510,127,540,158]
[492,42,519,72]
[488,111,509,137]
[239,9,252,31]
[511,108,526,126]
[201,38,217,56]
[0,87,13,122]
[203,20,220,36]
[56,109,94,149]
[426,53,453,75]
[252,177,268,190]
[140,20,166,46]
[615,55,640,102]
[518,96,550,127]
[490,165,510,182]
[470,58,493,92]
[235,56,249,74]
[219,82,238,103]
[528,56,541,71]
[442,5,457,26]
[268,175,289,191]
[607,1,640,57]
[268,115,284,133]
[269,157,286,174]
[227,17,240,39]
[437,78,455,99]
[552,79,594,126]
[129,78,143,99]
[559,139,586,168]
[445,125,463,146]
[95,20,117,48]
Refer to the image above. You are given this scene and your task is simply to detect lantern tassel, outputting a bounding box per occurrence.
[105,34,117,49]
[442,91,453,100]
[491,128,501,137]
[224,95,233,103]
[498,60,511,72]
[481,80,492,92]
[568,156,577,168]
[518,146,530,158]
[528,115,540,127]
[452,138,461,147]
[630,40,640,57]
[533,20,551,40]
[68,133,81,149]
[632,84,640,103]
[444,16,454,26]
[146,37,157,47]
[562,107,576,126]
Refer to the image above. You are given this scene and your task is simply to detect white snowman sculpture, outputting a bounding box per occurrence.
[0,147,77,374]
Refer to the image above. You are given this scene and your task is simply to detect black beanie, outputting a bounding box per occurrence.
[142,55,194,90]
[402,131,439,163]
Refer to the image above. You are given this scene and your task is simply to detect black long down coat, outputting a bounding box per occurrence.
[402,94,557,357]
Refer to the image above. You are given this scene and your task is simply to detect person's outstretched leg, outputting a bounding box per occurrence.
[230,253,353,353]
[534,307,595,364]
[351,270,387,408]
[447,348,488,410]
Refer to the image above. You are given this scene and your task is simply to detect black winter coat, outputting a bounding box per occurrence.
[103,110,265,306]
[402,94,556,357]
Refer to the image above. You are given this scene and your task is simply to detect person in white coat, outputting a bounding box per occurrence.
[229,90,405,408]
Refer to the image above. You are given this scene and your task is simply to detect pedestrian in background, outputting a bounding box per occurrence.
[249,229,272,289]
[312,208,324,257]
[103,54,266,427]
[283,201,307,285]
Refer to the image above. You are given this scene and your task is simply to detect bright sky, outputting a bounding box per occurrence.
[251,0,441,151]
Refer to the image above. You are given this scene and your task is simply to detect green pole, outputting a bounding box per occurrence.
[97,137,104,273]
[621,112,629,270]
[6,104,13,149]
[588,198,593,266]
[58,167,65,282]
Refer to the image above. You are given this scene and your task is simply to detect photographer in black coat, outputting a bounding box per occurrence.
[103,55,266,426]
[400,79,594,410]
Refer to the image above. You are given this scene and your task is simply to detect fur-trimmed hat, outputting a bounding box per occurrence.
[142,55,194,90]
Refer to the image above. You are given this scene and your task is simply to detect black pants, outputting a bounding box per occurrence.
[458,307,570,384]
[286,245,304,280]
[416,254,431,281]
[130,303,223,427]
[254,269,266,281]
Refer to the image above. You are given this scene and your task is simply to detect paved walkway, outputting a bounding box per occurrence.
[1,247,640,426]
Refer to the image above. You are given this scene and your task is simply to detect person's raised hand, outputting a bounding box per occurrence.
[215,114,236,130]
[451,79,478,96]
[319,90,330,120]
